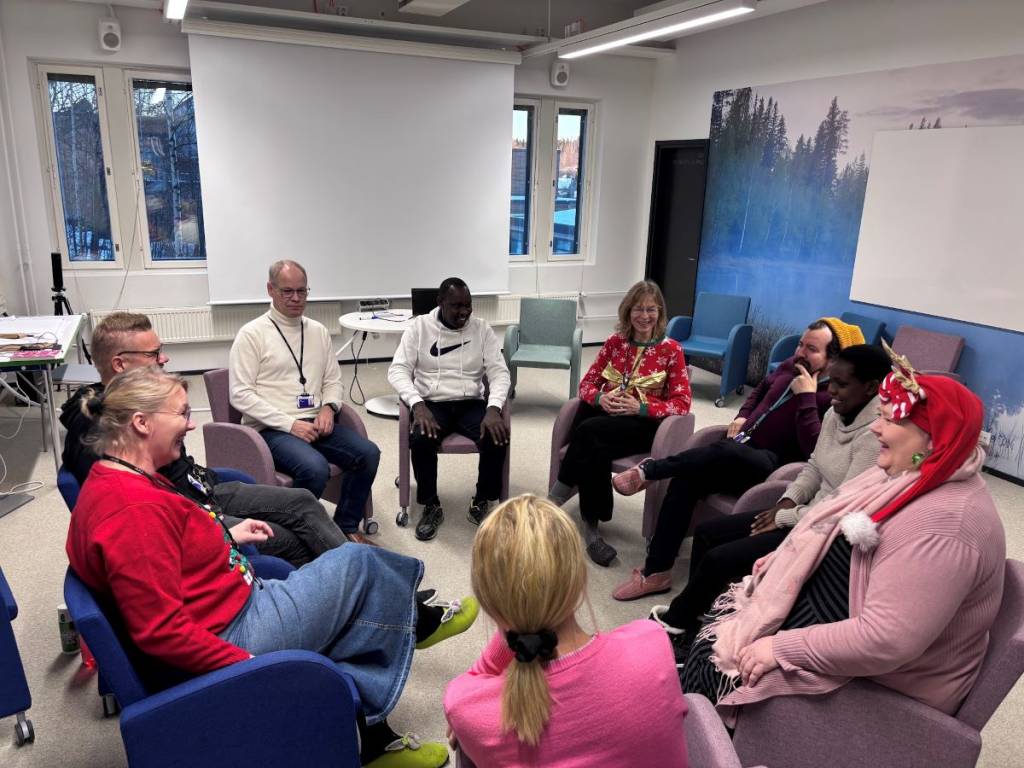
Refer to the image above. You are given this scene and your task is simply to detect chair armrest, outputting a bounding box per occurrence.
[201,423,278,486]
[549,398,584,490]
[503,324,520,367]
[768,334,800,367]
[0,567,16,621]
[733,678,980,768]
[721,324,753,394]
[666,315,693,343]
[731,480,790,518]
[651,414,696,460]
[571,327,583,353]
[687,424,729,450]
[337,403,369,439]
[120,651,363,768]
[684,693,743,768]
[767,461,807,483]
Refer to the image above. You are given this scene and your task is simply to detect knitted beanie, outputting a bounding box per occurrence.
[819,317,866,350]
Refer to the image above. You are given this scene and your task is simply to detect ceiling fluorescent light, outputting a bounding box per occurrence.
[164,0,189,20]
[559,0,755,60]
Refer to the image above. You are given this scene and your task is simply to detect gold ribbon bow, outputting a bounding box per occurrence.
[600,363,666,404]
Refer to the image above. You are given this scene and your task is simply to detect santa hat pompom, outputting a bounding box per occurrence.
[840,511,880,552]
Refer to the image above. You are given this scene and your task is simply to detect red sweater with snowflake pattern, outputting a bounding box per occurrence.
[578,334,691,418]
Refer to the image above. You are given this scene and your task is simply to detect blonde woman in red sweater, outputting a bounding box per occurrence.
[549,280,692,566]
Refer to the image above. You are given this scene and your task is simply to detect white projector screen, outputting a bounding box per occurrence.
[850,125,1024,333]
[188,33,514,304]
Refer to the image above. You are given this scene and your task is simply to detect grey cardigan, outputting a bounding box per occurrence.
[774,395,881,528]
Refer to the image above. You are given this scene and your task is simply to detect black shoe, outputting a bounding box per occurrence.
[586,537,617,567]
[467,498,493,526]
[650,605,689,666]
[415,503,444,541]
[416,588,438,605]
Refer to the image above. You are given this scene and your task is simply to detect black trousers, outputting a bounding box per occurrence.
[643,439,780,574]
[557,402,661,524]
[661,509,789,635]
[409,399,506,504]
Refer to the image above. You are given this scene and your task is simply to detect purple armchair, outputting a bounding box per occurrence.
[548,398,696,541]
[396,398,511,527]
[201,369,375,533]
[891,325,965,380]
[455,692,761,767]
[732,559,1024,768]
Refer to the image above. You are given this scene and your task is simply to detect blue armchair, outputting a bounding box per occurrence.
[767,333,801,375]
[503,298,582,399]
[667,292,753,407]
[840,311,886,346]
[0,565,33,746]
[64,567,362,768]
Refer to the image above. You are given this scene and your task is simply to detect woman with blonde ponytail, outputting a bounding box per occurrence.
[445,495,689,766]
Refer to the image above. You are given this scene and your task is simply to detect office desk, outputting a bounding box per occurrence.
[337,310,413,418]
[0,315,85,473]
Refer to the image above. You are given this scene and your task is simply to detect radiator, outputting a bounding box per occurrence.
[88,293,585,344]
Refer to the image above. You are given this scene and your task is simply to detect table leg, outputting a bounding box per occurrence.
[43,367,61,474]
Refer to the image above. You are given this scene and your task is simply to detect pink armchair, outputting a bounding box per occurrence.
[731,559,1024,768]
[201,368,376,533]
[548,398,696,541]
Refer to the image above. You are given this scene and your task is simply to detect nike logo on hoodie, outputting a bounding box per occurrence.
[430,340,470,357]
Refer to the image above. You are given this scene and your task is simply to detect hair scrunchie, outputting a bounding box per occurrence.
[506,629,558,663]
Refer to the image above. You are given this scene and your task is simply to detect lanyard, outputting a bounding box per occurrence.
[269,318,306,390]
[621,343,649,391]
[100,454,261,588]
[744,374,830,438]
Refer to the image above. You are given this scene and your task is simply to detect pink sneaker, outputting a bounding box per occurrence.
[612,460,651,496]
[612,568,672,601]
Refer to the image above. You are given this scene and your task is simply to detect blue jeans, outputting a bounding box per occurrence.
[261,421,380,533]
[220,545,423,725]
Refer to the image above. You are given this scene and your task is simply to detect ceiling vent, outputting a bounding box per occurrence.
[397,0,472,17]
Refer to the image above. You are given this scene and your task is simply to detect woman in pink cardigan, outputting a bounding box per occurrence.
[445,495,689,767]
[680,348,1006,720]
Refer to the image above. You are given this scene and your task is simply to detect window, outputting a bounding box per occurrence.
[43,69,120,264]
[507,98,594,262]
[38,65,206,270]
[130,78,206,263]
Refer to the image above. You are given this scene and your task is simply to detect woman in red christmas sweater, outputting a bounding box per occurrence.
[549,280,691,566]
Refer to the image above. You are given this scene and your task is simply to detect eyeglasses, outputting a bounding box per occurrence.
[274,287,310,299]
[631,305,660,315]
[155,407,192,422]
[116,346,163,359]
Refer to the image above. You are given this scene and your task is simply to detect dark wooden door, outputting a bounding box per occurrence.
[645,139,709,319]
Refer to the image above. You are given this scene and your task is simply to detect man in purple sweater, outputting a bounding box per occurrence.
[613,319,841,600]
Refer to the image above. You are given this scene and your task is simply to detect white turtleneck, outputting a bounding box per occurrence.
[228,306,343,431]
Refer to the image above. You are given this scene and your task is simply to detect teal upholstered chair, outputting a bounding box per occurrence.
[503,298,582,399]
[667,292,752,407]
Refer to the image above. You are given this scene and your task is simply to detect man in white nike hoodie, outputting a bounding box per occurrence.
[388,278,511,541]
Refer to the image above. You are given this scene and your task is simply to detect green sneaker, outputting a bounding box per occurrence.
[416,596,479,650]
[365,734,449,768]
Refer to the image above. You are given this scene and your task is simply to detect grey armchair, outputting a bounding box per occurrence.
[201,368,376,533]
[503,297,582,400]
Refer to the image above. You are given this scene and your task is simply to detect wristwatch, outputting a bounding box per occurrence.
[326,402,340,414]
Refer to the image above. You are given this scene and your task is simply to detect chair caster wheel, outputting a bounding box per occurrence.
[102,693,120,717]
[363,519,379,535]
[394,475,399,488]
[14,716,33,746]
[396,509,409,527]
[714,397,726,408]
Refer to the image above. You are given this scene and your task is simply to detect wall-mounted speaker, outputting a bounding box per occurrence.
[99,18,122,53]
[550,61,570,88]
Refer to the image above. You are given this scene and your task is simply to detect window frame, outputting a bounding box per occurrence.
[124,69,207,269]
[508,96,597,265]
[509,98,539,263]
[37,63,125,271]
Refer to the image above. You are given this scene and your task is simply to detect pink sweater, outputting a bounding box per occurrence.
[724,472,1006,715]
[444,620,689,767]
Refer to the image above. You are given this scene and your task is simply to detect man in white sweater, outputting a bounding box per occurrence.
[388,278,510,541]
[229,260,380,544]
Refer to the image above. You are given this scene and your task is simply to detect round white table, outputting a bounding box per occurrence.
[337,309,414,418]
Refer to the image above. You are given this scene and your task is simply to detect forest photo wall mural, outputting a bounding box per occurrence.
[695,53,1024,480]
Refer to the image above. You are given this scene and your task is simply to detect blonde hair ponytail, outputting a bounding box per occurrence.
[471,495,587,745]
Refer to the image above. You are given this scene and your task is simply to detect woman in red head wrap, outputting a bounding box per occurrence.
[678,348,1006,721]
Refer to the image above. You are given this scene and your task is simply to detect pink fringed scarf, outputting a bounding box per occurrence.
[702,447,985,700]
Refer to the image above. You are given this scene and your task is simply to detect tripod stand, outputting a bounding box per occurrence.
[51,284,90,363]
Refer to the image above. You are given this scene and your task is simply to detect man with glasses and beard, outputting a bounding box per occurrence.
[229,260,381,545]
[60,312,348,566]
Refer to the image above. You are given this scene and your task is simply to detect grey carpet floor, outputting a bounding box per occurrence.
[0,351,1021,766]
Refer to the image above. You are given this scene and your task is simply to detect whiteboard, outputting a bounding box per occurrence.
[188,34,514,304]
[850,125,1024,333]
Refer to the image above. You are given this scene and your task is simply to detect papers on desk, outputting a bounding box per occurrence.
[368,311,409,322]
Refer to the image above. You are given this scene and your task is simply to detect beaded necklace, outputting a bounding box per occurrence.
[101,454,261,588]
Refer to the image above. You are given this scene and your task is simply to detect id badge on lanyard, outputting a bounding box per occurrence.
[296,393,315,409]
